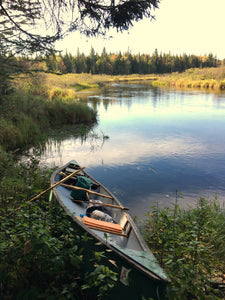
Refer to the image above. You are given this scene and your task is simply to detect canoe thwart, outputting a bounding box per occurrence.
[60,183,113,200]
[71,198,129,210]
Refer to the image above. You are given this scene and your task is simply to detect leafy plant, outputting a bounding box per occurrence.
[0,153,118,299]
[142,193,225,299]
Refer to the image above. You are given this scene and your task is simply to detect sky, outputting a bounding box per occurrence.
[55,0,225,59]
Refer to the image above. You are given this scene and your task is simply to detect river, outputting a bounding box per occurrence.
[39,82,225,218]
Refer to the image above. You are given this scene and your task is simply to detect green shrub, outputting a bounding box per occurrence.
[142,194,225,299]
[0,153,117,299]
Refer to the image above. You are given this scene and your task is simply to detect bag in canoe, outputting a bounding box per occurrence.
[70,176,91,201]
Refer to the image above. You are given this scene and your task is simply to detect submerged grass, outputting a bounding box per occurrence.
[142,193,225,299]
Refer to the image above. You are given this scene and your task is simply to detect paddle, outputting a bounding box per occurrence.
[72,199,129,211]
[60,183,114,200]
[8,167,85,216]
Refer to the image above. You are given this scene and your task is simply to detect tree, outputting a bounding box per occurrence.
[0,0,160,56]
[0,0,160,93]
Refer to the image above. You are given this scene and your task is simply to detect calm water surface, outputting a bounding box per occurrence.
[41,82,225,218]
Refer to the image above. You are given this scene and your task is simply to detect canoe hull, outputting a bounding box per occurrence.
[50,160,169,299]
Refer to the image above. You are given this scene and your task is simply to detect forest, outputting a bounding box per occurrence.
[22,48,222,76]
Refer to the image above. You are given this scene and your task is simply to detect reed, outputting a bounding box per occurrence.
[0,90,97,150]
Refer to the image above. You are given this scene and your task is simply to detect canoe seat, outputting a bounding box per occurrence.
[120,214,128,228]
[119,215,130,231]
[81,216,124,235]
[123,220,132,235]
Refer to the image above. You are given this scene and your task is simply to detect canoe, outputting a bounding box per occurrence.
[50,160,170,299]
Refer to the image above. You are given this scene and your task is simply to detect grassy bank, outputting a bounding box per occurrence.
[152,66,225,90]
[0,73,99,151]
[0,72,157,150]
[13,72,157,100]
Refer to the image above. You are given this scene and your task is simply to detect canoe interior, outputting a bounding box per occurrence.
[54,162,144,248]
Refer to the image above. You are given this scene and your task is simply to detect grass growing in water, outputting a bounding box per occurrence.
[0,91,97,150]
[152,66,225,90]
[142,193,225,299]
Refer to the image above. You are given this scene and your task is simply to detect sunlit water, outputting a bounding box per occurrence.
[40,82,225,218]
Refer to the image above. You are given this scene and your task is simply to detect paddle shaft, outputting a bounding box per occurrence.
[72,199,129,210]
[28,167,85,203]
[60,183,113,200]
[9,167,85,215]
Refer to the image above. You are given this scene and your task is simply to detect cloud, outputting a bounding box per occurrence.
[43,132,205,168]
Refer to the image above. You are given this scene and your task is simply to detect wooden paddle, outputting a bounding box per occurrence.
[72,198,129,210]
[8,167,85,216]
[60,183,113,200]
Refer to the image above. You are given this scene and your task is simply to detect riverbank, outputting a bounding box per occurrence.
[0,153,224,299]
[0,74,98,151]
[12,72,157,100]
[152,66,225,90]
[0,72,157,151]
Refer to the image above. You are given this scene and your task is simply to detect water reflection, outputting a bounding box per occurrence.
[41,82,225,218]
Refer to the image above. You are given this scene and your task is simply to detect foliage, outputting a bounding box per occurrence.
[82,265,118,299]
[142,193,225,299]
[0,152,118,299]
[0,0,160,55]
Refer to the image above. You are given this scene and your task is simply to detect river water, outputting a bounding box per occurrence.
[40,82,225,218]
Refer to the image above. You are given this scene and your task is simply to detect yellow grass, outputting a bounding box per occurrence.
[13,73,158,100]
[152,66,225,90]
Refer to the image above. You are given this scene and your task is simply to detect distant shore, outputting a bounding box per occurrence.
[151,66,225,90]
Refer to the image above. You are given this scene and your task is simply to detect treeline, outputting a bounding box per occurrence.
[27,48,224,75]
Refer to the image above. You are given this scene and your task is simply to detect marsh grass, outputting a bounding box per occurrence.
[1,72,158,150]
[1,73,97,150]
[142,194,225,299]
[13,72,157,99]
[152,66,225,90]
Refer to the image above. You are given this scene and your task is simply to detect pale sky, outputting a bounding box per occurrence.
[55,0,225,59]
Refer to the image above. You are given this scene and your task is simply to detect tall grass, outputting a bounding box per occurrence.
[1,72,158,150]
[152,66,225,90]
[0,73,97,150]
[13,72,157,99]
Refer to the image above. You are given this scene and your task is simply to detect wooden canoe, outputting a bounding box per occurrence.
[50,160,170,299]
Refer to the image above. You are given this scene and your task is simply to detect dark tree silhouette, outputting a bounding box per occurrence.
[0,0,160,55]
